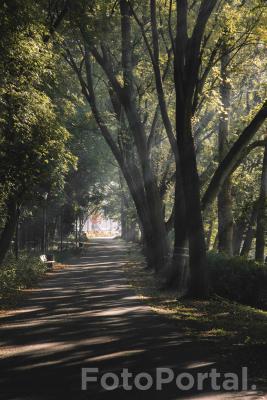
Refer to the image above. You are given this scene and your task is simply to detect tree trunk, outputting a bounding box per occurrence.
[60,211,63,252]
[176,107,209,298]
[14,208,20,260]
[121,207,127,241]
[171,0,217,298]
[213,233,218,251]
[218,45,233,255]
[0,197,18,266]
[120,184,128,241]
[240,201,259,257]
[255,143,267,262]
[126,220,138,242]
[233,217,247,256]
[179,133,209,298]
[218,180,233,255]
[78,4,170,272]
[164,162,188,291]
[75,216,78,248]
[206,217,214,251]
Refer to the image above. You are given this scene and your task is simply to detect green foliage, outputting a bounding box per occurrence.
[0,0,75,207]
[0,255,47,304]
[124,244,267,357]
[0,0,266,289]
[0,0,77,257]
[207,252,267,308]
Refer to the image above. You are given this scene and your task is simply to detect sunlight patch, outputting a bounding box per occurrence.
[86,349,145,362]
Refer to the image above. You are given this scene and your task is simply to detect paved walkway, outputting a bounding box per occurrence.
[0,239,266,399]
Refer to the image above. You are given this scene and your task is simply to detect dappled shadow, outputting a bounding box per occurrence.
[0,239,266,400]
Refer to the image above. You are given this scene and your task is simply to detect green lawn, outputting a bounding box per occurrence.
[123,248,267,385]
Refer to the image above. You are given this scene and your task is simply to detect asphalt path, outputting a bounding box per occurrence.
[0,239,266,400]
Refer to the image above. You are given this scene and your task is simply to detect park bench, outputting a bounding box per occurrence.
[40,254,55,269]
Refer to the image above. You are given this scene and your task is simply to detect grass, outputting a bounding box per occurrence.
[0,242,88,309]
[124,250,267,343]
[123,246,267,384]
[0,254,66,310]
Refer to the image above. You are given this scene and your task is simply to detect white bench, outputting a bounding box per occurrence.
[40,255,56,269]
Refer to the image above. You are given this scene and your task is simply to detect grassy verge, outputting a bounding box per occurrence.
[123,245,267,384]
[0,255,70,310]
[0,255,48,309]
[0,245,86,309]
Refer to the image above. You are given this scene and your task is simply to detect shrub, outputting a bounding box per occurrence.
[207,252,267,309]
[0,255,47,303]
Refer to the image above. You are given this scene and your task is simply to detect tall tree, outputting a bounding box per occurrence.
[255,141,267,262]
[58,0,171,271]
[218,42,234,255]
[172,0,219,297]
[0,1,73,264]
[47,0,267,298]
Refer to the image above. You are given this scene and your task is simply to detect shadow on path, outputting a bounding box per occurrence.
[0,239,266,400]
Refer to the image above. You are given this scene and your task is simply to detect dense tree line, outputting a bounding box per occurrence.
[0,0,117,262]
[0,0,266,299]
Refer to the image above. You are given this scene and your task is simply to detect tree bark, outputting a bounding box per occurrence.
[171,165,189,292]
[255,143,267,262]
[0,197,18,266]
[206,217,214,251]
[149,0,189,282]
[176,111,209,298]
[73,2,170,272]
[14,208,20,260]
[240,201,259,257]
[218,44,234,255]
[119,0,169,271]
[233,217,247,256]
[68,38,167,270]
[121,205,127,241]
[171,0,218,298]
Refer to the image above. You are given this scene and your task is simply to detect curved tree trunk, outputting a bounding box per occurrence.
[118,0,169,271]
[202,100,267,210]
[255,143,267,262]
[72,37,169,271]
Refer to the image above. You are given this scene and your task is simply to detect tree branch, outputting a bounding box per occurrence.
[202,101,267,209]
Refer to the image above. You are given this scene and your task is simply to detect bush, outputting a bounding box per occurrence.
[207,252,267,309]
[0,255,47,303]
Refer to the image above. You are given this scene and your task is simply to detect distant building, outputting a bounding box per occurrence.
[83,213,120,237]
